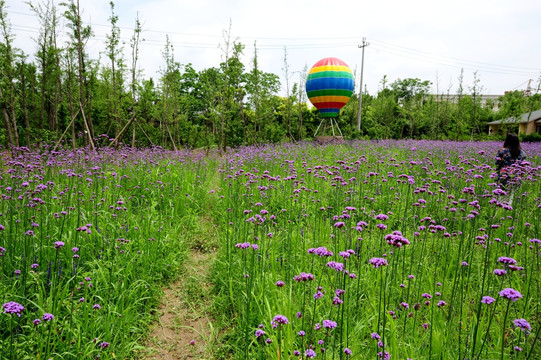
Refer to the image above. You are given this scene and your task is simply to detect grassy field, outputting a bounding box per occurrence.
[0,140,540,359]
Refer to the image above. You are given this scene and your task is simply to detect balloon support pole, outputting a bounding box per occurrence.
[314,118,344,143]
[314,118,325,137]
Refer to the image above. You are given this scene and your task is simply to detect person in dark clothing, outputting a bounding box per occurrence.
[495,133,527,189]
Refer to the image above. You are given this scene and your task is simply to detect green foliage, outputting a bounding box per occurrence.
[1,4,541,148]
[210,140,541,359]
[521,132,541,142]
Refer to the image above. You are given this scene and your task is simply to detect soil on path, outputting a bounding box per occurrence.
[145,251,216,359]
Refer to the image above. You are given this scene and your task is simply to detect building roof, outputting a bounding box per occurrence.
[488,109,541,125]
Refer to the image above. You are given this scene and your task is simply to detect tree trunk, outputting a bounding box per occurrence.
[75,0,94,149]
[40,44,46,130]
[0,86,14,145]
[8,82,19,147]
[20,64,31,146]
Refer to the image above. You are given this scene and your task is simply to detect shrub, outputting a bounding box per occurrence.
[521,132,541,142]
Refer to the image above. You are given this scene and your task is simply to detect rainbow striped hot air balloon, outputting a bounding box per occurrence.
[305,57,355,118]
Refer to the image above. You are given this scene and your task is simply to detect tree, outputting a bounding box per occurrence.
[469,71,484,138]
[245,42,281,144]
[156,35,180,150]
[0,0,20,146]
[217,22,246,149]
[497,90,526,134]
[28,0,62,133]
[390,77,431,138]
[296,65,308,140]
[282,46,293,140]
[103,0,125,138]
[17,59,39,145]
[62,0,95,149]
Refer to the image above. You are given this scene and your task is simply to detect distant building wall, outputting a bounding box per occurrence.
[488,121,537,135]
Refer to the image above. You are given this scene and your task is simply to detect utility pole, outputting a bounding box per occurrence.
[357,37,369,132]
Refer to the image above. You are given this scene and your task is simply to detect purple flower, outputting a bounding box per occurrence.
[54,241,65,249]
[293,272,314,282]
[272,314,288,325]
[98,341,110,349]
[494,269,507,276]
[499,288,523,302]
[334,221,346,228]
[42,313,54,322]
[385,231,410,247]
[400,302,409,309]
[375,213,389,220]
[93,304,101,310]
[326,261,344,272]
[369,257,388,268]
[275,280,285,287]
[481,296,496,304]
[308,246,333,257]
[31,263,38,269]
[371,332,381,340]
[344,347,352,355]
[305,349,317,358]
[498,256,517,265]
[298,330,306,337]
[437,300,447,308]
[513,318,531,332]
[33,318,41,325]
[255,329,266,338]
[293,350,301,356]
[2,301,24,317]
[235,242,251,249]
[322,319,337,329]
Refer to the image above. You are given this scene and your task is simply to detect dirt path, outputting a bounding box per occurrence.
[145,251,216,359]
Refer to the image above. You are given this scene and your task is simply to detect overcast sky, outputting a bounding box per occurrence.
[4,0,541,97]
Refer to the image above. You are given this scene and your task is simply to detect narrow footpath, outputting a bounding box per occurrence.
[145,250,216,359]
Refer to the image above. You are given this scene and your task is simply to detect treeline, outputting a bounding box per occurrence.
[1,0,540,150]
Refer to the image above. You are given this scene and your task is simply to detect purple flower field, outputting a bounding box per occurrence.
[211,140,540,359]
[0,145,211,358]
[0,139,540,359]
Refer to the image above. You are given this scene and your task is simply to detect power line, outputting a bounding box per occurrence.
[370,43,538,77]
[6,10,541,76]
[368,37,540,72]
